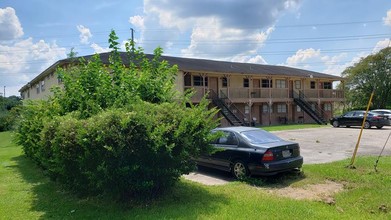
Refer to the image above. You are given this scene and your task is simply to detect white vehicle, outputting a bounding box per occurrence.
[370,109,391,118]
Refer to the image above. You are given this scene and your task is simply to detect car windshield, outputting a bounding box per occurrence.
[240,129,282,144]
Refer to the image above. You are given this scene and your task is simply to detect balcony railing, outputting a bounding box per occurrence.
[185,86,344,101]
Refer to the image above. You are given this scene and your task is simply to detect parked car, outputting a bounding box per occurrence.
[195,127,303,178]
[330,110,390,129]
[370,109,391,118]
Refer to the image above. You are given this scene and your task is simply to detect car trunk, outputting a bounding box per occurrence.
[255,141,300,161]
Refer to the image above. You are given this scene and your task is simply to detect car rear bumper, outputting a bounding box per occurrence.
[248,156,303,176]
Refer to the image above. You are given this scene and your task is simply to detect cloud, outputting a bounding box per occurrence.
[231,55,267,64]
[285,48,321,67]
[138,0,300,59]
[90,43,110,53]
[0,7,23,40]
[77,25,92,44]
[129,15,145,29]
[372,38,391,53]
[0,38,67,95]
[383,9,391,26]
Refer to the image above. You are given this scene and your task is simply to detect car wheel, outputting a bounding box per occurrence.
[332,121,339,127]
[376,126,383,129]
[364,121,371,129]
[346,125,350,128]
[231,160,249,179]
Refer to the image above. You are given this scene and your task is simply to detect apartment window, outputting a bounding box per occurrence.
[36,84,40,94]
[295,80,301,89]
[184,74,191,86]
[193,76,207,86]
[244,105,250,114]
[27,90,30,98]
[261,79,272,88]
[323,82,332,89]
[222,77,228,87]
[262,104,272,113]
[277,104,287,113]
[296,105,302,112]
[243,78,249,88]
[311,103,316,111]
[41,81,45,92]
[324,103,332,111]
[310,81,316,89]
[276,79,286,88]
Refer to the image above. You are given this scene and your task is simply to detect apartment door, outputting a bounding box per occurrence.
[253,79,260,98]
[209,77,218,94]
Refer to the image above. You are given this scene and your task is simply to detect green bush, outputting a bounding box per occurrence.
[37,102,217,199]
[15,30,219,200]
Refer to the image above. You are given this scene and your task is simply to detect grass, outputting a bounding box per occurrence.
[1,131,391,219]
[260,123,329,131]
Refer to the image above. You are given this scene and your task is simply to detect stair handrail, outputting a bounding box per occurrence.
[217,90,247,122]
[294,91,326,124]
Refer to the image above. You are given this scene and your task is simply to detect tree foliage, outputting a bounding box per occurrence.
[0,96,22,131]
[341,47,391,109]
[15,30,219,200]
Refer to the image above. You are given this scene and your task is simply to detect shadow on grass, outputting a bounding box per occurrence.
[11,155,230,219]
[195,165,305,188]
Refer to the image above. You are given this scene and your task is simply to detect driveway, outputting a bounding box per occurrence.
[184,126,391,185]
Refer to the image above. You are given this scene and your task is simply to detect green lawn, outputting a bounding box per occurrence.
[261,123,329,131]
[1,131,390,219]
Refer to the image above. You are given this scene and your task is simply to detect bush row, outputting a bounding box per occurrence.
[17,100,218,199]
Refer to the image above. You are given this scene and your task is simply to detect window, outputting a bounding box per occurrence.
[58,76,63,84]
[27,90,30,98]
[323,82,332,89]
[217,131,238,145]
[193,76,207,86]
[261,79,272,88]
[41,80,45,92]
[277,104,287,113]
[276,79,286,88]
[295,80,301,89]
[296,105,301,112]
[244,105,250,114]
[262,104,272,113]
[184,74,191,86]
[36,84,40,94]
[222,77,228,87]
[310,81,316,89]
[311,103,316,111]
[243,78,249,88]
[324,103,332,111]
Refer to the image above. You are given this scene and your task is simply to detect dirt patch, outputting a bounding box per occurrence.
[266,181,344,204]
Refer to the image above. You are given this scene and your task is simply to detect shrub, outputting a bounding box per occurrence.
[15,30,219,200]
[38,101,217,199]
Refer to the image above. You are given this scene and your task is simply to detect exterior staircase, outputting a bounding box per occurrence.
[208,90,245,126]
[293,91,327,125]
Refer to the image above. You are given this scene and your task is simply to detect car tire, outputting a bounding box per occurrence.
[346,125,350,128]
[332,121,339,127]
[364,121,371,129]
[231,160,249,179]
[376,126,383,129]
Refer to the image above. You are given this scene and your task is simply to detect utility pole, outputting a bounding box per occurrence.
[130,28,135,52]
[3,86,5,97]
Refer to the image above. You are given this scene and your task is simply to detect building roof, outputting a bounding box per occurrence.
[19,52,343,92]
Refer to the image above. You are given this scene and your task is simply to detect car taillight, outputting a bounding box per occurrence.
[372,116,380,119]
[262,150,274,161]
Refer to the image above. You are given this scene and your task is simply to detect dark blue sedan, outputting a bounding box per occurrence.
[195,127,303,178]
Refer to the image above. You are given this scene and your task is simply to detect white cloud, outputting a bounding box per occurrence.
[286,48,321,66]
[383,9,391,26]
[90,43,110,53]
[231,55,267,64]
[129,15,145,29]
[140,0,300,58]
[372,38,391,53]
[76,25,92,44]
[0,38,67,96]
[0,7,23,40]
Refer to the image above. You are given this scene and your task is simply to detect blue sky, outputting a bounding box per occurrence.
[1,0,391,96]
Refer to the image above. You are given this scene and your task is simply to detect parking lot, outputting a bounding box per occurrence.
[184,126,391,185]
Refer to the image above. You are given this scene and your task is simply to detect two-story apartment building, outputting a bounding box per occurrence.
[19,52,344,126]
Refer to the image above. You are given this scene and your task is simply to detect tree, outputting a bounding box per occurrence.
[15,30,219,200]
[341,47,391,109]
[0,96,22,131]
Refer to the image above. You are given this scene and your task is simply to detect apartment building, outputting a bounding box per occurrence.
[19,52,344,126]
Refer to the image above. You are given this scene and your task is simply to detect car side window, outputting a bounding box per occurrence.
[344,112,354,117]
[355,112,364,117]
[218,131,238,146]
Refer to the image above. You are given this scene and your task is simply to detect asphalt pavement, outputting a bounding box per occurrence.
[183,126,391,185]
